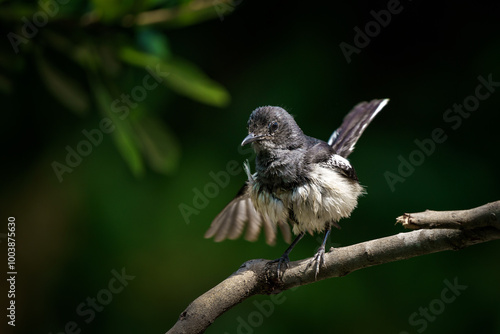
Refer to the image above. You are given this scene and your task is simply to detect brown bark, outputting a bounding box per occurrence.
[167,201,500,334]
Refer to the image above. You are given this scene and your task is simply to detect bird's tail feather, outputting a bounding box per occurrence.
[328,99,389,157]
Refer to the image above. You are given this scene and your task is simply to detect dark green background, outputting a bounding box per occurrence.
[1,0,499,333]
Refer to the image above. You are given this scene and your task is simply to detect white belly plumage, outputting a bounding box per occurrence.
[249,164,365,235]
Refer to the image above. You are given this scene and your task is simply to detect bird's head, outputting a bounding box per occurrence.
[241,106,305,152]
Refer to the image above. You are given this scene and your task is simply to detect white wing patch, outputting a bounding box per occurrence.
[327,130,339,146]
[328,154,352,170]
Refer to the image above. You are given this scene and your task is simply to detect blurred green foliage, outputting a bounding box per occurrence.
[1,1,500,334]
[2,0,231,176]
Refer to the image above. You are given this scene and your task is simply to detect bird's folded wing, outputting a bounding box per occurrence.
[305,141,358,180]
[204,184,292,246]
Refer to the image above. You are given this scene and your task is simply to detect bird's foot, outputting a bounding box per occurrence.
[268,254,290,280]
[307,246,326,280]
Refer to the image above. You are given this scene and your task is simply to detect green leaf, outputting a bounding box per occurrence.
[119,47,230,107]
[90,0,136,23]
[136,28,171,59]
[36,54,90,116]
[163,57,230,107]
[119,47,161,67]
[134,116,180,174]
[90,77,145,177]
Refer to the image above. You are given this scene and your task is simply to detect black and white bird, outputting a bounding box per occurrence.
[205,99,389,278]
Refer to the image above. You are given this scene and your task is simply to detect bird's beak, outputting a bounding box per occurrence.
[241,133,262,146]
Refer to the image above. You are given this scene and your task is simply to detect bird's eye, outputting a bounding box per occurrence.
[268,121,279,133]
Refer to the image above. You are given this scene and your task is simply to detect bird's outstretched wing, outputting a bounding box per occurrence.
[328,99,389,157]
[204,184,292,245]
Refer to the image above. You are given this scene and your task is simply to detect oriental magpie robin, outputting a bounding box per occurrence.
[205,99,389,278]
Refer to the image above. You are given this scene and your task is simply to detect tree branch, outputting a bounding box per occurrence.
[167,201,500,334]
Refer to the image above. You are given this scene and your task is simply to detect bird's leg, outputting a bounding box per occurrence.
[308,226,332,280]
[269,232,305,279]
